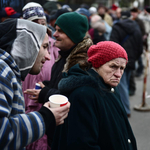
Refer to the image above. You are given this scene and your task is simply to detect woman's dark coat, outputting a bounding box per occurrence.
[51,64,137,150]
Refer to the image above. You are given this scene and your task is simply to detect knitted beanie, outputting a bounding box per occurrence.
[22,2,46,21]
[88,41,128,68]
[55,12,88,44]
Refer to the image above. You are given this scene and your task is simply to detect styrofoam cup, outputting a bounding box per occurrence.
[49,94,68,108]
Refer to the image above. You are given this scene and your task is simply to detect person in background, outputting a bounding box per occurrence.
[108,4,118,21]
[113,7,122,24]
[110,10,143,117]
[49,8,70,28]
[75,7,92,39]
[80,3,90,10]
[0,6,21,22]
[42,0,60,37]
[89,14,106,44]
[139,6,150,38]
[22,2,59,149]
[62,4,72,12]
[97,5,112,40]
[139,6,150,51]
[51,41,137,150]
[97,4,113,26]
[89,6,97,17]
[0,18,70,150]
[129,7,146,96]
[42,1,58,15]
[131,7,145,77]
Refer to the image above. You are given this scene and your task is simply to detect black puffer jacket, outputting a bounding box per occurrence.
[110,19,143,69]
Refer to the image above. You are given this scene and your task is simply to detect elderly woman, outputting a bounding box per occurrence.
[51,41,137,150]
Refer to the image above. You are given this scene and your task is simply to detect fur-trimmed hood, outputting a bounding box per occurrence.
[62,37,93,73]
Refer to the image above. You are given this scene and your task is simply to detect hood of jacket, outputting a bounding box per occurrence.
[0,19,47,80]
[115,19,138,35]
[58,64,113,94]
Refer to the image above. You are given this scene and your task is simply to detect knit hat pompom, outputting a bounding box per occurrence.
[55,12,88,44]
[88,41,128,68]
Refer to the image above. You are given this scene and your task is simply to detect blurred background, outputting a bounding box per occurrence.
[0,0,149,13]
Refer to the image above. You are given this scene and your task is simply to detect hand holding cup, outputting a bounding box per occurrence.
[49,94,68,108]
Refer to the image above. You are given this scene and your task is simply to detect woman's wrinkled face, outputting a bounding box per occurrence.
[95,58,127,87]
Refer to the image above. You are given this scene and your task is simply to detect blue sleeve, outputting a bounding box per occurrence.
[0,60,45,149]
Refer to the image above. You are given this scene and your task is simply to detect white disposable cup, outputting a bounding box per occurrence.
[49,94,68,108]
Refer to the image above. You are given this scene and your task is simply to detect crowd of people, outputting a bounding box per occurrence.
[0,1,149,149]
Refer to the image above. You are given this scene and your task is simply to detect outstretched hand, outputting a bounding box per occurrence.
[24,89,41,101]
[24,82,45,101]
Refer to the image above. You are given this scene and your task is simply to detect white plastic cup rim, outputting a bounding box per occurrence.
[49,94,68,108]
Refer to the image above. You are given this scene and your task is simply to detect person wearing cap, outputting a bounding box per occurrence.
[89,14,106,44]
[22,2,60,149]
[50,41,137,150]
[22,2,56,39]
[89,6,97,16]
[24,11,93,98]
[0,19,70,149]
[24,11,93,123]
[110,10,143,117]
[0,7,21,22]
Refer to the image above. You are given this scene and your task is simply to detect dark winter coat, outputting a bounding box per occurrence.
[135,17,146,36]
[51,64,137,150]
[38,47,74,103]
[110,19,143,69]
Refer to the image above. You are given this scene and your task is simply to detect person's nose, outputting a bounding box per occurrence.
[45,50,51,61]
[114,68,122,78]
[53,31,58,37]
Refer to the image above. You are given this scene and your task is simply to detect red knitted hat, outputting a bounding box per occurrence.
[88,41,128,68]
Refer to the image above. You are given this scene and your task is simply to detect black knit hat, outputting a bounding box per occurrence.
[55,12,88,44]
[50,9,69,21]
